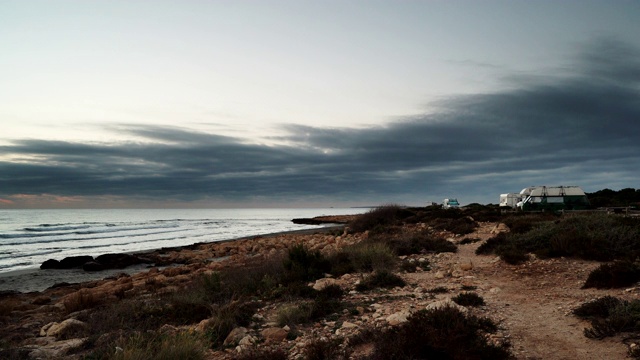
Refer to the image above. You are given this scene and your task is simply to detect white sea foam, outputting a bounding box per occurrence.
[0,208,365,275]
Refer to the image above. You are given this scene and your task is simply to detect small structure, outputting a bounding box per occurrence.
[507,186,590,211]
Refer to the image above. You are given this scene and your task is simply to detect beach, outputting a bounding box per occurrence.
[0,220,349,294]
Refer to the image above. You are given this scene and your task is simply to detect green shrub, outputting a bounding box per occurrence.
[498,244,529,265]
[476,233,507,255]
[573,296,623,318]
[359,307,513,360]
[502,213,557,234]
[582,261,640,289]
[452,292,485,307]
[398,259,420,273]
[503,214,640,261]
[573,297,640,339]
[356,271,406,292]
[431,217,478,235]
[276,304,312,327]
[283,244,331,283]
[384,232,457,256]
[205,302,258,348]
[427,286,449,294]
[348,205,413,233]
[335,241,397,274]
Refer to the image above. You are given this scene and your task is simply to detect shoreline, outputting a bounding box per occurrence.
[0,223,345,294]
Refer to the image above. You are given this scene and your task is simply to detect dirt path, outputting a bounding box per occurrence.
[412,223,632,360]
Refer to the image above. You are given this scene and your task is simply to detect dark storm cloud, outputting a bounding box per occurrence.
[1,39,639,205]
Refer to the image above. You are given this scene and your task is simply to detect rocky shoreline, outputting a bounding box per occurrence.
[0,212,636,359]
[0,216,355,294]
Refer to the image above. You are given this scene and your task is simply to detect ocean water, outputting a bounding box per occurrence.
[0,208,365,275]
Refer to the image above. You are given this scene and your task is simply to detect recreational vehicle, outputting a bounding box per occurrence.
[515,186,590,211]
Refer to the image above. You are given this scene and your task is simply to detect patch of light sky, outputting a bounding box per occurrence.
[1,1,639,145]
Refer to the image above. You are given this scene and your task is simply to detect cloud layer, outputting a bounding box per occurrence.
[2,39,639,207]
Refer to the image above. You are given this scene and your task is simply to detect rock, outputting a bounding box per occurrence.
[313,278,338,291]
[40,259,61,269]
[43,319,88,339]
[459,261,473,271]
[95,253,150,270]
[261,327,288,343]
[426,299,467,313]
[32,295,52,305]
[82,261,105,272]
[386,310,411,325]
[238,335,256,346]
[28,338,87,359]
[224,327,248,346]
[59,256,95,269]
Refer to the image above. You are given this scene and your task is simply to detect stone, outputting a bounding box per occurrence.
[261,327,288,343]
[386,310,411,326]
[312,277,338,291]
[426,299,467,313]
[40,259,61,269]
[82,261,105,272]
[44,319,88,339]
[59,256,94,269]
[224,327,248,346]
[459,261,473,271]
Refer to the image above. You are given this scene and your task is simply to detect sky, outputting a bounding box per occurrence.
[1,1,639,208]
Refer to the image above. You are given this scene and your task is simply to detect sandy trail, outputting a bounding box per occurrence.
[429,223,631,360]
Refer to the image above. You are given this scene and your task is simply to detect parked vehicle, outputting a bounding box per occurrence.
[499,193,523,208]
[515,186,590,211]
[442,198,460,209]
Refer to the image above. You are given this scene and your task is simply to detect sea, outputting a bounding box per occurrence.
[0,208,366,292]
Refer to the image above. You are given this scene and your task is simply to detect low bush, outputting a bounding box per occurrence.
[283,244,331,283]
[399,258,429,273]
[355,270,406,292]
[383,232,457,255]
[276,304,312,327]
[63,289,101,314]
[332,241,396,274]
[503,214,640,262]
[573,296,623,318]
[427,286,449,294]
[348,205,413,233]
[582,261,640,289]
[431,217,478,235]
[573,296,640,339]
[498,245,529,265]
[475,233,508,255]
[452,292,485,307]
[205,302,258,348]
[359,307,513,360]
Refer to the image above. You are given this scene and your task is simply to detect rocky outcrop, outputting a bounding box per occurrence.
[40,253,152,272]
